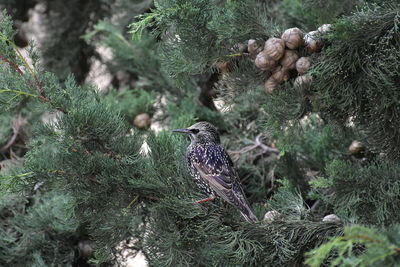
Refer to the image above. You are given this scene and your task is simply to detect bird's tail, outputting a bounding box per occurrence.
[239,204,258,223]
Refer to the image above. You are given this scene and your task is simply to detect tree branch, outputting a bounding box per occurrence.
[0,113,27,152]
[228,133,279,161]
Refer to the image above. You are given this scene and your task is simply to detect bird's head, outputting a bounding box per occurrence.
[173,121,220,144]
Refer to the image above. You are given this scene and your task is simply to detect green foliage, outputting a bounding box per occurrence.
[279,0,311,28]
[130,0,281,82]
[276,0,364,30]
[206,0,280,47]
[103,88,156,121]
[0,15,344,265]
[268,179,309,220]
[0,11,18,62]
[142,201,343,266]
[264,111,353,197]
[276,114,352,170]
[0,114,12,146]
[263,84,307,129]
[301,0,362,27]
[0,169,32,196]
[130,2,400,264]
[305,224,400,267]
[312,159,400,226]
[215,58,267,107]
[2,0,400,265]
[0,193,78,265]
[0,13,42,112]
[312,4,400,159]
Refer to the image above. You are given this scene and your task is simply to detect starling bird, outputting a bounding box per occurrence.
[173,121,258,223]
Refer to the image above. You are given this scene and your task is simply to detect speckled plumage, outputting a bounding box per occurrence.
[173,122,258,223]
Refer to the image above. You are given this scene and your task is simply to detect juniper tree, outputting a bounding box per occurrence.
[1,0,400,266]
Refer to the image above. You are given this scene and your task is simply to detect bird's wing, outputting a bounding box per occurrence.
[192,144,238,202]
[192,144,258,223]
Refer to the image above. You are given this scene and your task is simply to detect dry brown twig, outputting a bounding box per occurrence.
[1,113,28,152]
[228,133,279,161]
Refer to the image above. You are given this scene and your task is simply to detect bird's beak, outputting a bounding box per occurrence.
[172,128,191,134]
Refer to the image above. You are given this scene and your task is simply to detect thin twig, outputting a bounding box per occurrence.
[310,200,321,213]
[0,33,66,113]
[1,113,27,152]
[81,137,120,159]
[143,195,160,201]
[126,195,139,209]
[1,128,19,152]
[229,133,279,158]
[89,177,101,184]
[254,134,280,154]
[0,54,24,75]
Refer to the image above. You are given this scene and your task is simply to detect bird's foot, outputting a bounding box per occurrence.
[196,196,215,204]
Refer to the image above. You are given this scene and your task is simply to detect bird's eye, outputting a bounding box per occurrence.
[190,129,199,134]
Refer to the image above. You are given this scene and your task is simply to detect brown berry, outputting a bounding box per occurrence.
[349,141,365,155]
[280,49,299,70]
[294,75,313,88]
[248,39,263,57]
[304,31,322,53]
[265,79,279,94]
[274,66,290,81]
[265,66,289,94]
[255,51,278,71]
[281,28,304,49]
[264,37,285,61]
[134,113,151,129]
[296,57,311,75]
